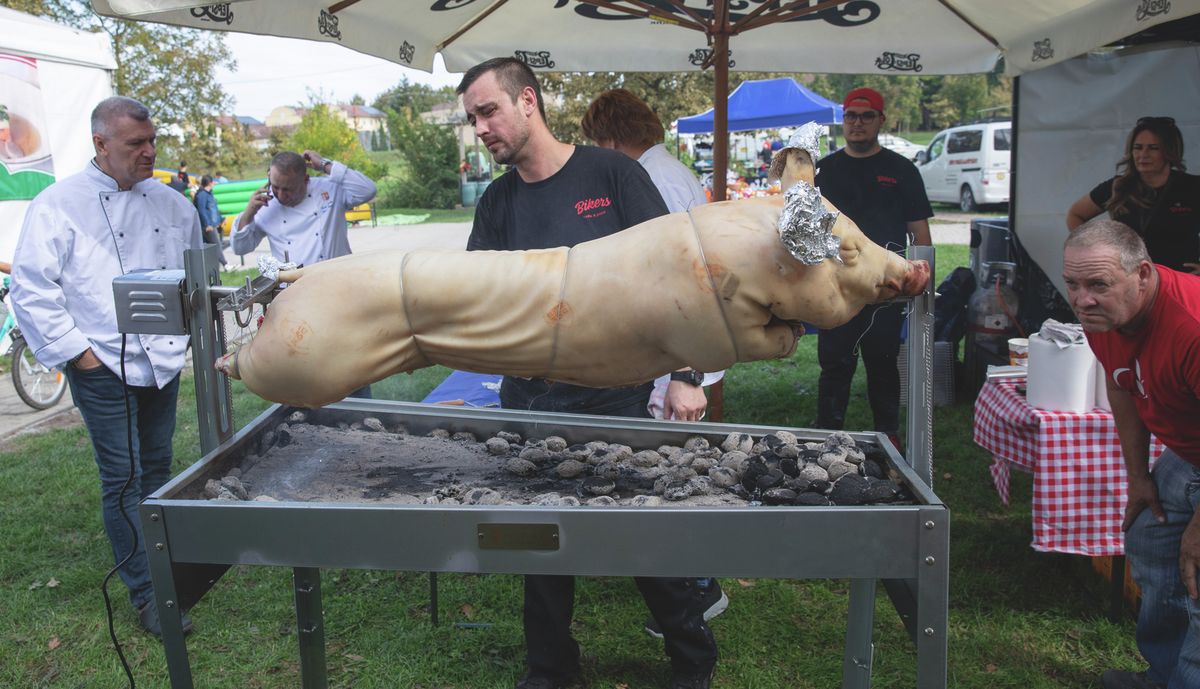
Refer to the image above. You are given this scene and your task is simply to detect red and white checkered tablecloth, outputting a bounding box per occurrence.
[972,379,1163,557]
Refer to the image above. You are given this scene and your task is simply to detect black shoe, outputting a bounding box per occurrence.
[644,581,729,639]
[137,600,193,637]
[1100,670,1164,689]
[670,668,714,689]
[515,672,576,689]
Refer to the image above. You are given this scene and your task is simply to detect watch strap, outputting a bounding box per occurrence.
[670,369,704,386]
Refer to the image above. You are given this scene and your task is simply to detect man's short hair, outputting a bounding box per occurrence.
[91,96,151,138]
[1065,218,1151,273]
[456,57,546,121]
[581,89,664,150]
[270,151,307,177]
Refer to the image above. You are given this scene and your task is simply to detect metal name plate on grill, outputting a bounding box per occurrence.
[478,523,560,550]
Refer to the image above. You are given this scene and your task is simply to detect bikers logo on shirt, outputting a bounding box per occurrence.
[1113,360,1148,399]
[575,196,611,219]
[876,175,898,188]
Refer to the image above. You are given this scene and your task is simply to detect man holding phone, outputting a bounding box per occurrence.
[230,149,376,266]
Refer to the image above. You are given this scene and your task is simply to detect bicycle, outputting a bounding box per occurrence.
[0,276,67,409]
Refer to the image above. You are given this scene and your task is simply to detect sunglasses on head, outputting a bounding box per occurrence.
[1137,116,1175,126]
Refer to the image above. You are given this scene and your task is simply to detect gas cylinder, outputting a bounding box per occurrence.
[967,262,1020,352]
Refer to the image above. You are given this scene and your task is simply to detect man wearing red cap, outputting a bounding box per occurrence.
[813,87,933,447]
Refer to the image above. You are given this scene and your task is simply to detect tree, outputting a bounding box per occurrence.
[535,71,724,144]
[373,77,457,117]
[1,0,235,131]
[287,103,386,180]
[160,119,262,179]
[380,110,458,209]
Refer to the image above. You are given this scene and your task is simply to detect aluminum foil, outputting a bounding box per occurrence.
[784,122,825,165]
[767,122,826,187]
[257,255,297,281]
[778,180,841,266]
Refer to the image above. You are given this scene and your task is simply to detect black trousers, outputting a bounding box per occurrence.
[525,575,718,678]
[519,394,718,679]
[816,302,905,435]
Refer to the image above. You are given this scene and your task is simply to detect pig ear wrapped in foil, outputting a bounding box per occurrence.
[217,159,928,408]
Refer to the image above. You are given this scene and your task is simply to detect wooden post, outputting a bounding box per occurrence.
[712,30,729,204]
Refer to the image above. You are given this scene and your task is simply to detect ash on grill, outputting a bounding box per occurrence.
[194,412,911,507]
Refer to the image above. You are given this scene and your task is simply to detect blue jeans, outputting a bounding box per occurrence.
[1126,448,1200,689]
[66,365,180,610]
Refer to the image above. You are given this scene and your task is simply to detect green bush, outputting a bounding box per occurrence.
[381,110,459,209]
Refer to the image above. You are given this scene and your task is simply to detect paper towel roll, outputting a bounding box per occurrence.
[1027,333,1097,413]
[1094,362,1111,411]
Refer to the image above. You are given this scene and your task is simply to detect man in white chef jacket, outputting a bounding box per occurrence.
[231,148,377,398]
[230,149,376,266]
[10,96,203,637]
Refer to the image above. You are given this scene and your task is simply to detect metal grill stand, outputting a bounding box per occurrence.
[142,245,946,689]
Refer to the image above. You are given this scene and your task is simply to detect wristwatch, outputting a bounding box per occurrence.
[322,159,333,174]
[669,369,704,386]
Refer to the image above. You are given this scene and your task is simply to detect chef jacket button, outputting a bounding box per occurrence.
[154,228,159,232]
[119,232,124,237]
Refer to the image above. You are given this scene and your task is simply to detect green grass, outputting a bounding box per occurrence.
[0,245,1140,688]
[376,206,476,223]
[901,131,937,147]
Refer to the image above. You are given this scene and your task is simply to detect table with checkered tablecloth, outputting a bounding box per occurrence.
[973,379,1163,557]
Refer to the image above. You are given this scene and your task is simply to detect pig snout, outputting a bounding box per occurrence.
[881,259,931,297]
[900,259,930,296]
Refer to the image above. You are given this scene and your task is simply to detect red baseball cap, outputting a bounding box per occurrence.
[843,87,884,114]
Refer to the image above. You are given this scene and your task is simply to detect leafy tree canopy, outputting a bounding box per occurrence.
[287,103,386,180]
[373,76,457,118]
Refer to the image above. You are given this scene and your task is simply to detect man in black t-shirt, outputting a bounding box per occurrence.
[814,87,933,447]
[459,57,718,689]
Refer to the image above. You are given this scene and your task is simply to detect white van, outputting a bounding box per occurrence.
[915,120,1011,211]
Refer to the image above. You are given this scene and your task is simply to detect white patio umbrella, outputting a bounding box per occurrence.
[92,0,1200,200]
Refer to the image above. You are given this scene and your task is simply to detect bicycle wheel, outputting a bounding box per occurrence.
[12,337,67,410]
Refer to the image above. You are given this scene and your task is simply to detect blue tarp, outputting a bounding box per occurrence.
[676,78,843,134]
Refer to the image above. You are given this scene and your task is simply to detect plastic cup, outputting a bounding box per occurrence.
[1008,337,1029,367]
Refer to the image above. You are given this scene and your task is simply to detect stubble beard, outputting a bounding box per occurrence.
[845,137,877,155]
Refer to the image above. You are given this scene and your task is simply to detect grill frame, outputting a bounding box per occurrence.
[143,400,949,689]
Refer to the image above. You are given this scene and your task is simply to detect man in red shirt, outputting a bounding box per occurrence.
[1065,218,1200,689]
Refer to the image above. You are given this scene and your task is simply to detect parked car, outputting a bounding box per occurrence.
[878,133,924,161]
[915,120,1011,211]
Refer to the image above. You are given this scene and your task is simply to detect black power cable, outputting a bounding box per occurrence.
[99,333,138,689]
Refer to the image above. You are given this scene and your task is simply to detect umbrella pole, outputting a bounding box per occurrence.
[712,31,729,203]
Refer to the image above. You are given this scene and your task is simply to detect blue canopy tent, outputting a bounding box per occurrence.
[676,77,842,133]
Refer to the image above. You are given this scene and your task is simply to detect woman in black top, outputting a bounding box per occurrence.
[1067,116,1200,273]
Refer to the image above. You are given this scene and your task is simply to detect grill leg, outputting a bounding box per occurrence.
[430,572,439,626]
[142,505,195,688]
[842,578,876,689]
[915,509,950,689]
[293,567,328,689]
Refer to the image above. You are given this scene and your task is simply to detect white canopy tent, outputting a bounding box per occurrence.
[0,7,115,260]
[91,0,1200,201]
